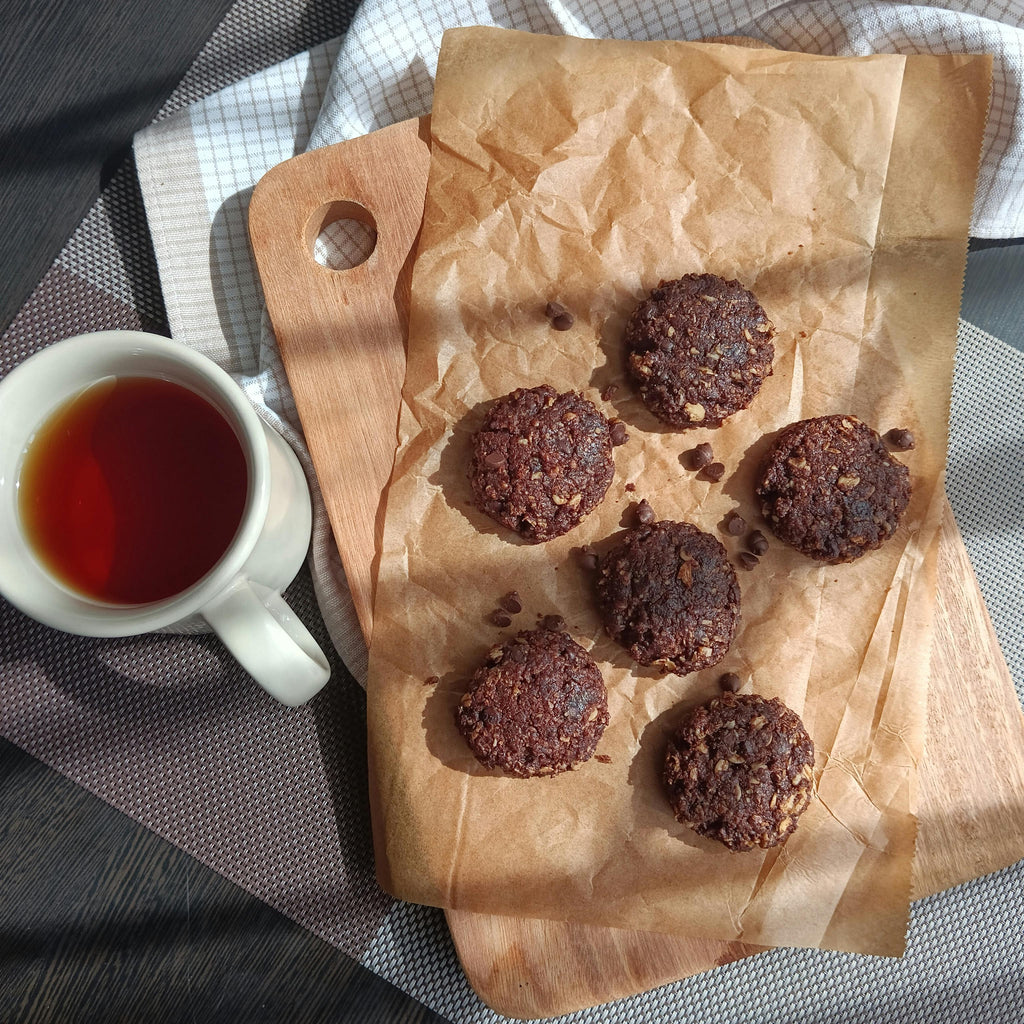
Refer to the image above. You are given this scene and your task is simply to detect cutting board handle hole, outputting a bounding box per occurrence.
[308,200,377,271]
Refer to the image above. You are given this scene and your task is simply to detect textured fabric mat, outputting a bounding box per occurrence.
[2,2,1023,1022]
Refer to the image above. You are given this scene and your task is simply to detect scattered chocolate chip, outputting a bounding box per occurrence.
[624,482,636,492]
[886,427,915,451]
[609,419,629,446]
[600,383,619,402]
[424,675,440,687]
[595,753,613,764]
[723,510,746,536]
[540,613,566,632]
[577,546,599,571]
[500,591,523,614]
[701,461,726,483]
[737,551,759,570]
[544,301,575,331]
[490,609,513,627]
[635,498,656,525]
[719,671,742,693]
[748,530,769,556]
[688,442,714,470]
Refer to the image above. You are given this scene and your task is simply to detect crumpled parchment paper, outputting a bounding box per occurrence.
[366,27,991,955]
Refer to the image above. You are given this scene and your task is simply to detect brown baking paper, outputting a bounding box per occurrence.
[366,27,991,955]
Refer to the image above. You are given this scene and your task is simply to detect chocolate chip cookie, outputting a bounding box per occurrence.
[469,385,614,542]
[624,274,774,428]
[456,628,609,778]
[595,520,740,674]
[755,414,911,563]
[663,692,815,851]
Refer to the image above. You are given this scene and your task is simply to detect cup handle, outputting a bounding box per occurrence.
[202,579,330,706]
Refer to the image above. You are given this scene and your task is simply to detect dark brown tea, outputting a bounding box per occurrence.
[18,376,248,604]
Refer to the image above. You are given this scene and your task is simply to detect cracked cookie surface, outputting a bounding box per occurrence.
[596,520,740,674]
[624,273,774,428]
[469,385,614,542]
[456,628,609,778]
[663,691,815,851]
[755,414,911,563]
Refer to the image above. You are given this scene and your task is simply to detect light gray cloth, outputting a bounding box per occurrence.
[316,0,1024,237]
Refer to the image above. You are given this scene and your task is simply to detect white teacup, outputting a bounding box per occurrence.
[0,331,330,706]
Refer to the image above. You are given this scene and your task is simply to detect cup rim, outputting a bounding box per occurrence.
[0,330,272,636]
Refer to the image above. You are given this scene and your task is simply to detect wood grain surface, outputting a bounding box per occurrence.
[249,115,1024,1020]
[249,117,433,638]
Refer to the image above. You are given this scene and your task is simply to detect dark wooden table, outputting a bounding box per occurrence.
[0,2,445,1021]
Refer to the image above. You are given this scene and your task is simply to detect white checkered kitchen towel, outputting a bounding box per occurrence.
[135,0,1024,686]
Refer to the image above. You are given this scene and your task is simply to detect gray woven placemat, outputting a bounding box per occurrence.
[0,0,396,973]
[2,3,1023,1023]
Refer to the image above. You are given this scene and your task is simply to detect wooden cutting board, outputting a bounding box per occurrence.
[249,116,1024,1019]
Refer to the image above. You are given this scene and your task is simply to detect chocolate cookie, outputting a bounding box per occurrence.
[469,385,614,542]
[755,414,911,563]
[624,274,774,428]
[456,628,609,778]
[663,692,815,851]
[595,520,740,674]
